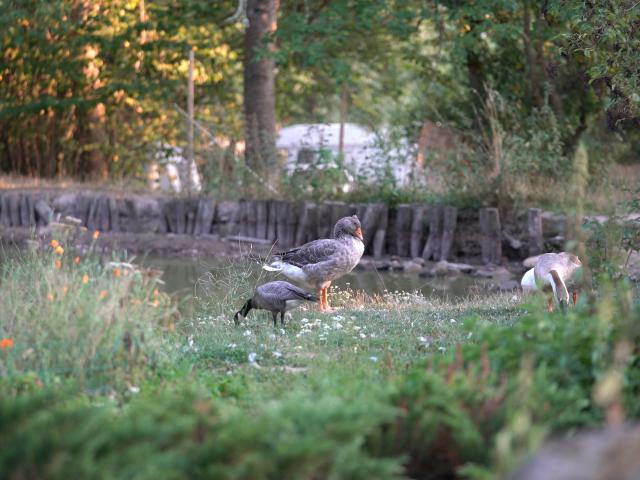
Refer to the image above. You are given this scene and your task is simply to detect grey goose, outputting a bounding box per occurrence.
[263,215,364,312]
[234,281,319,326]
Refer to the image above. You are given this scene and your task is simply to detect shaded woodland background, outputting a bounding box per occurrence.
[1,0,638,207]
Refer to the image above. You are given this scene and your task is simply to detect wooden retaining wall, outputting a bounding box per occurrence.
[0,190,555,263]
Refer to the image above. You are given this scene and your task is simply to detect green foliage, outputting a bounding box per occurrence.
[0,387,401,479]
[0,0,243,178]
[0,229,175,392]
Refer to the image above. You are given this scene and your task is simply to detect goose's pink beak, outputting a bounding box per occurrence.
[355,227,363,240]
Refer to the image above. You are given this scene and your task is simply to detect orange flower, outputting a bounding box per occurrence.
[113,267,121,278]
[62,286,68,296]
[153,288,159,298]
[50,239,60,248]
[82,274,89,284]
[54,260,62,269]
[123,268,129,277]
[54,245,64,255]
[74,256,81,264]
[99,290,108,299]
[47,292,54,301]
[0,338,14,349]
[150,299,159,307]
[92,230,100,240]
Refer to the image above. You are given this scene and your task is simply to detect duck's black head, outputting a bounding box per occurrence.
[233,299,253,325]
[334,215,363,241]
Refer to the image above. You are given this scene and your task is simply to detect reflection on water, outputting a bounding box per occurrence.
[140,256,492,303]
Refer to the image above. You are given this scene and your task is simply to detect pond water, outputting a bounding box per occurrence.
[140,256,493,303]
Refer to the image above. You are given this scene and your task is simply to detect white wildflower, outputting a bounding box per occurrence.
[369,356,378,362]
[248,352,258,364]
[272,351,283,358]
[243,330,252,337]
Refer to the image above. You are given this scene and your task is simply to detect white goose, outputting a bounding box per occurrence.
[521,252,583,312]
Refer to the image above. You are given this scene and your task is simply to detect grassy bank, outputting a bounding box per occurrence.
[1,246,639,479]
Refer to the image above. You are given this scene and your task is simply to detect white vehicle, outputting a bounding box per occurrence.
[276,123,413,190]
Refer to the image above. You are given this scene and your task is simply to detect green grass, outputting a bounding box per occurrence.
[1,246,639,479]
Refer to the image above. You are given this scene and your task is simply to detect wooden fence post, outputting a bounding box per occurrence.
[480,207,501,264]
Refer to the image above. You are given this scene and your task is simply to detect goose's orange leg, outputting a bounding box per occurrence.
[572,291,578,306]
[323,285,334,313]
[547,297,554,312]
[317,288,325,311]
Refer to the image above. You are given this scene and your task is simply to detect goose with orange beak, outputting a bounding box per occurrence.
[263,215,364,312]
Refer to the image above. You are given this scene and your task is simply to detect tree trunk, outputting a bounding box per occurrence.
[79,1,108,180]
[523,1,543,109]
[244,0,278,171]
[467,49,485,122]
[534,11,563,116]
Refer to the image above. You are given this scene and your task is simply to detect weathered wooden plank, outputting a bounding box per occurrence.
[439,206,458,261]
[255,200,268,239]
[480,207,501,264]
[410,205,427,258]
[395,204,413,257]
[422,205,443,261]
[527,208,543,257]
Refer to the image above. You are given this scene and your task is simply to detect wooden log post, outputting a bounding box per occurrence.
[256,200,268,239]
[8,193,20,227]
[228,201,243,236]
[165,198,187,234]
[194,198,215,235]
[108,198,119,232]
[527,208,543,256]
[34,198,54,226]
[246,201,258,238]
[422,205,443,261]
[185,198,198,234]
[410,205,427,258]
[395,204,413,257]
[75,195,92,226]
[372,204,389,258]
[359,203,380,253]
[439,206,458,261]
[0,194,10,226]
[385,208,398,256]
[316,203,333,239]
[267,201,277,241]
[275,201,290,248]
[480,207,502,264]
[295,202,316,246]
[286,202,299,247]
[88,196,110,232]
[238,201,249,237]
[212,201,239,237]
[19,193,35,226]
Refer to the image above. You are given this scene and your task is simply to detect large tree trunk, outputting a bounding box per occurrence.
[79,1,108,180]
[244,0,278,171]
[523,0,543,109]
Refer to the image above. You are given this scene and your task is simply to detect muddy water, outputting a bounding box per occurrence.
[141,256,492,303]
